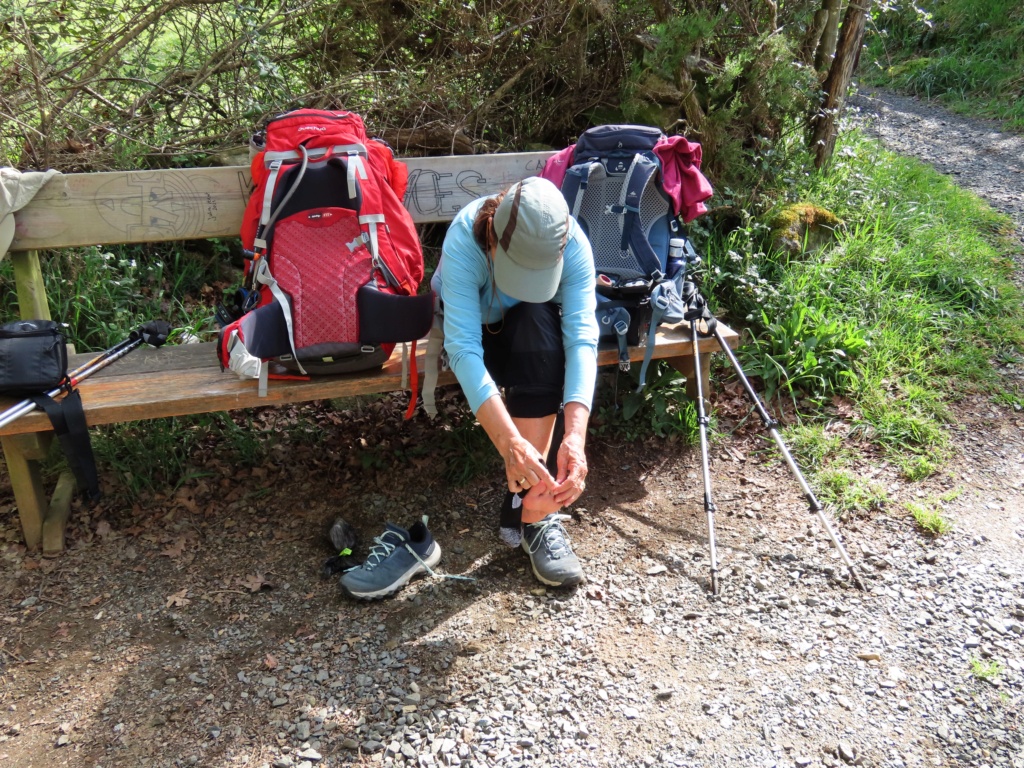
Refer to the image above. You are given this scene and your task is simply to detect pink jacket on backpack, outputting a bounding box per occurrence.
[539,134,713,223]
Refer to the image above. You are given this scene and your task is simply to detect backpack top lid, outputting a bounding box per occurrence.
[573,124,664,162]
[258,109,369,155]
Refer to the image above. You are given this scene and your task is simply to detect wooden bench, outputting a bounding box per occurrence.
[0,153,738,554]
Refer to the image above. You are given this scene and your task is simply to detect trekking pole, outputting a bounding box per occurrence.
[685,305,722,594]
[0,320,171,430]
[681,282,866,591]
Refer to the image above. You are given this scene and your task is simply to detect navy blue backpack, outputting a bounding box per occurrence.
[555,125,699,389]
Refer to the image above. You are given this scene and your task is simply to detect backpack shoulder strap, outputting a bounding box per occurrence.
[613,154,665,280]
[562,160,603,220]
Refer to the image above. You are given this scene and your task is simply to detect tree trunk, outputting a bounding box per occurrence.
[811,0,874,168]
[800,7,829,65]
[676,61,707,137]
[814,0,843,73]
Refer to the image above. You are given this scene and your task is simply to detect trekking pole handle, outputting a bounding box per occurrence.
[131,320,172,348]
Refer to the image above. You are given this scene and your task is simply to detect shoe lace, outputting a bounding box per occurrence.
[525,513,573,558]
[347,520,476,583]
[357,530,404,571]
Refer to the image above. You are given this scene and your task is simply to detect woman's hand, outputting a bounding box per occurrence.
[551,431,587,507]
[504,434,554,494]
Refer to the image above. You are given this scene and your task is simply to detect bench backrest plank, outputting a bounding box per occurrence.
[8,152,555,252]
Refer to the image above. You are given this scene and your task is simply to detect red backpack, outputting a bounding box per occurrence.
[220,109,433,410]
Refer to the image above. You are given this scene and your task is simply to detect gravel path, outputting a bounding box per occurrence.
[849,86,1024,252]
[1,89,1023,768]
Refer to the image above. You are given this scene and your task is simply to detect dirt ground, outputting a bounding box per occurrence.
[0,373,1022,767]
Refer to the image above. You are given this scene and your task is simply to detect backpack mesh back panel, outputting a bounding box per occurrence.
[575,166,673,282]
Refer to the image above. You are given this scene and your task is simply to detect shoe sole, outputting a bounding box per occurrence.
[529,564,584,588]
[341,544,442,601]
[523,549,584,588]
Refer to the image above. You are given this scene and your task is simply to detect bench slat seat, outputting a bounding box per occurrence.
[0,322,736,437]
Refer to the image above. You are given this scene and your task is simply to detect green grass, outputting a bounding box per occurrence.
[906,499,953,536]
[970,657,1004,682]
[704,129,1023,480]
[780,423,850,469]
[866,0,1024,130]
[814,468,888,518]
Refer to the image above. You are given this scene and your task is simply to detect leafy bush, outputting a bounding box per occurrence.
[0,244,222,351]
[740,302,868,402]
[593,362,701,443]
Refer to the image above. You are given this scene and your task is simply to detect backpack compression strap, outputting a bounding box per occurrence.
[420,318,446,418]
[635,282,675,391]
[597,302,632,372]
[30,390,102,503]
[251,258,306,375]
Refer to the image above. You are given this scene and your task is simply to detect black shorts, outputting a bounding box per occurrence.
[481,302,564,418]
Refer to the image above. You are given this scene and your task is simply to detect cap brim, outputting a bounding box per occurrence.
[493,246,563,303]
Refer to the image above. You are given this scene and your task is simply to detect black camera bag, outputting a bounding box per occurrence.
[0,319,101,503]
[0,319,68,395]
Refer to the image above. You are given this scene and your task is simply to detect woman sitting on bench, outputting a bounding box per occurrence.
[339,177,598,599]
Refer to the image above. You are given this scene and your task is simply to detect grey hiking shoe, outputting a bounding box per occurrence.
[340,516,442,600]
[521,513,584,587]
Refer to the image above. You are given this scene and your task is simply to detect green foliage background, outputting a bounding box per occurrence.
[1,0,829,193]
[865,0,1024,128]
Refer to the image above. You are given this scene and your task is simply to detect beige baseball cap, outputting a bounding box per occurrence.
[492,177,570,303]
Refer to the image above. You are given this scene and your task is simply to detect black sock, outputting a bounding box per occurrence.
[499,490,524,547]
[498,406,567,546]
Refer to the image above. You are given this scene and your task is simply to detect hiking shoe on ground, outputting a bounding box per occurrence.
[339,516,441,600]
[521,513,583,587]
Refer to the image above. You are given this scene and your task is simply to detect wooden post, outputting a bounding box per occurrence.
[667,353,711,402]
[11,250,50,320]
[1,433,52,551]
[43,471,76,555]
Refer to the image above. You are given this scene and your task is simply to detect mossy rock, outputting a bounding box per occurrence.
[767,203,843,256]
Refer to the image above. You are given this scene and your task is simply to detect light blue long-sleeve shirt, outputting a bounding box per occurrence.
[431,196,599,415]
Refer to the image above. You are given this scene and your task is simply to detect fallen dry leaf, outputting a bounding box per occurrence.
[165,588,190,608]
[239,573,272,592]
[161,538,187,559]
[831,395,857,418]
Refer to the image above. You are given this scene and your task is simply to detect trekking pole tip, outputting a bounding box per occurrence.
[850,568,867,592]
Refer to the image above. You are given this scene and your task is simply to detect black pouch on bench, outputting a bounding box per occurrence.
[0,320,101,503]
[0,319,68,394]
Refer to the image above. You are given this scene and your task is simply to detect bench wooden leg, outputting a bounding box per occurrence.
[2,433,52,552]
[666,353,711,402]
[1,433,76,554]
[43,470,76,555]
